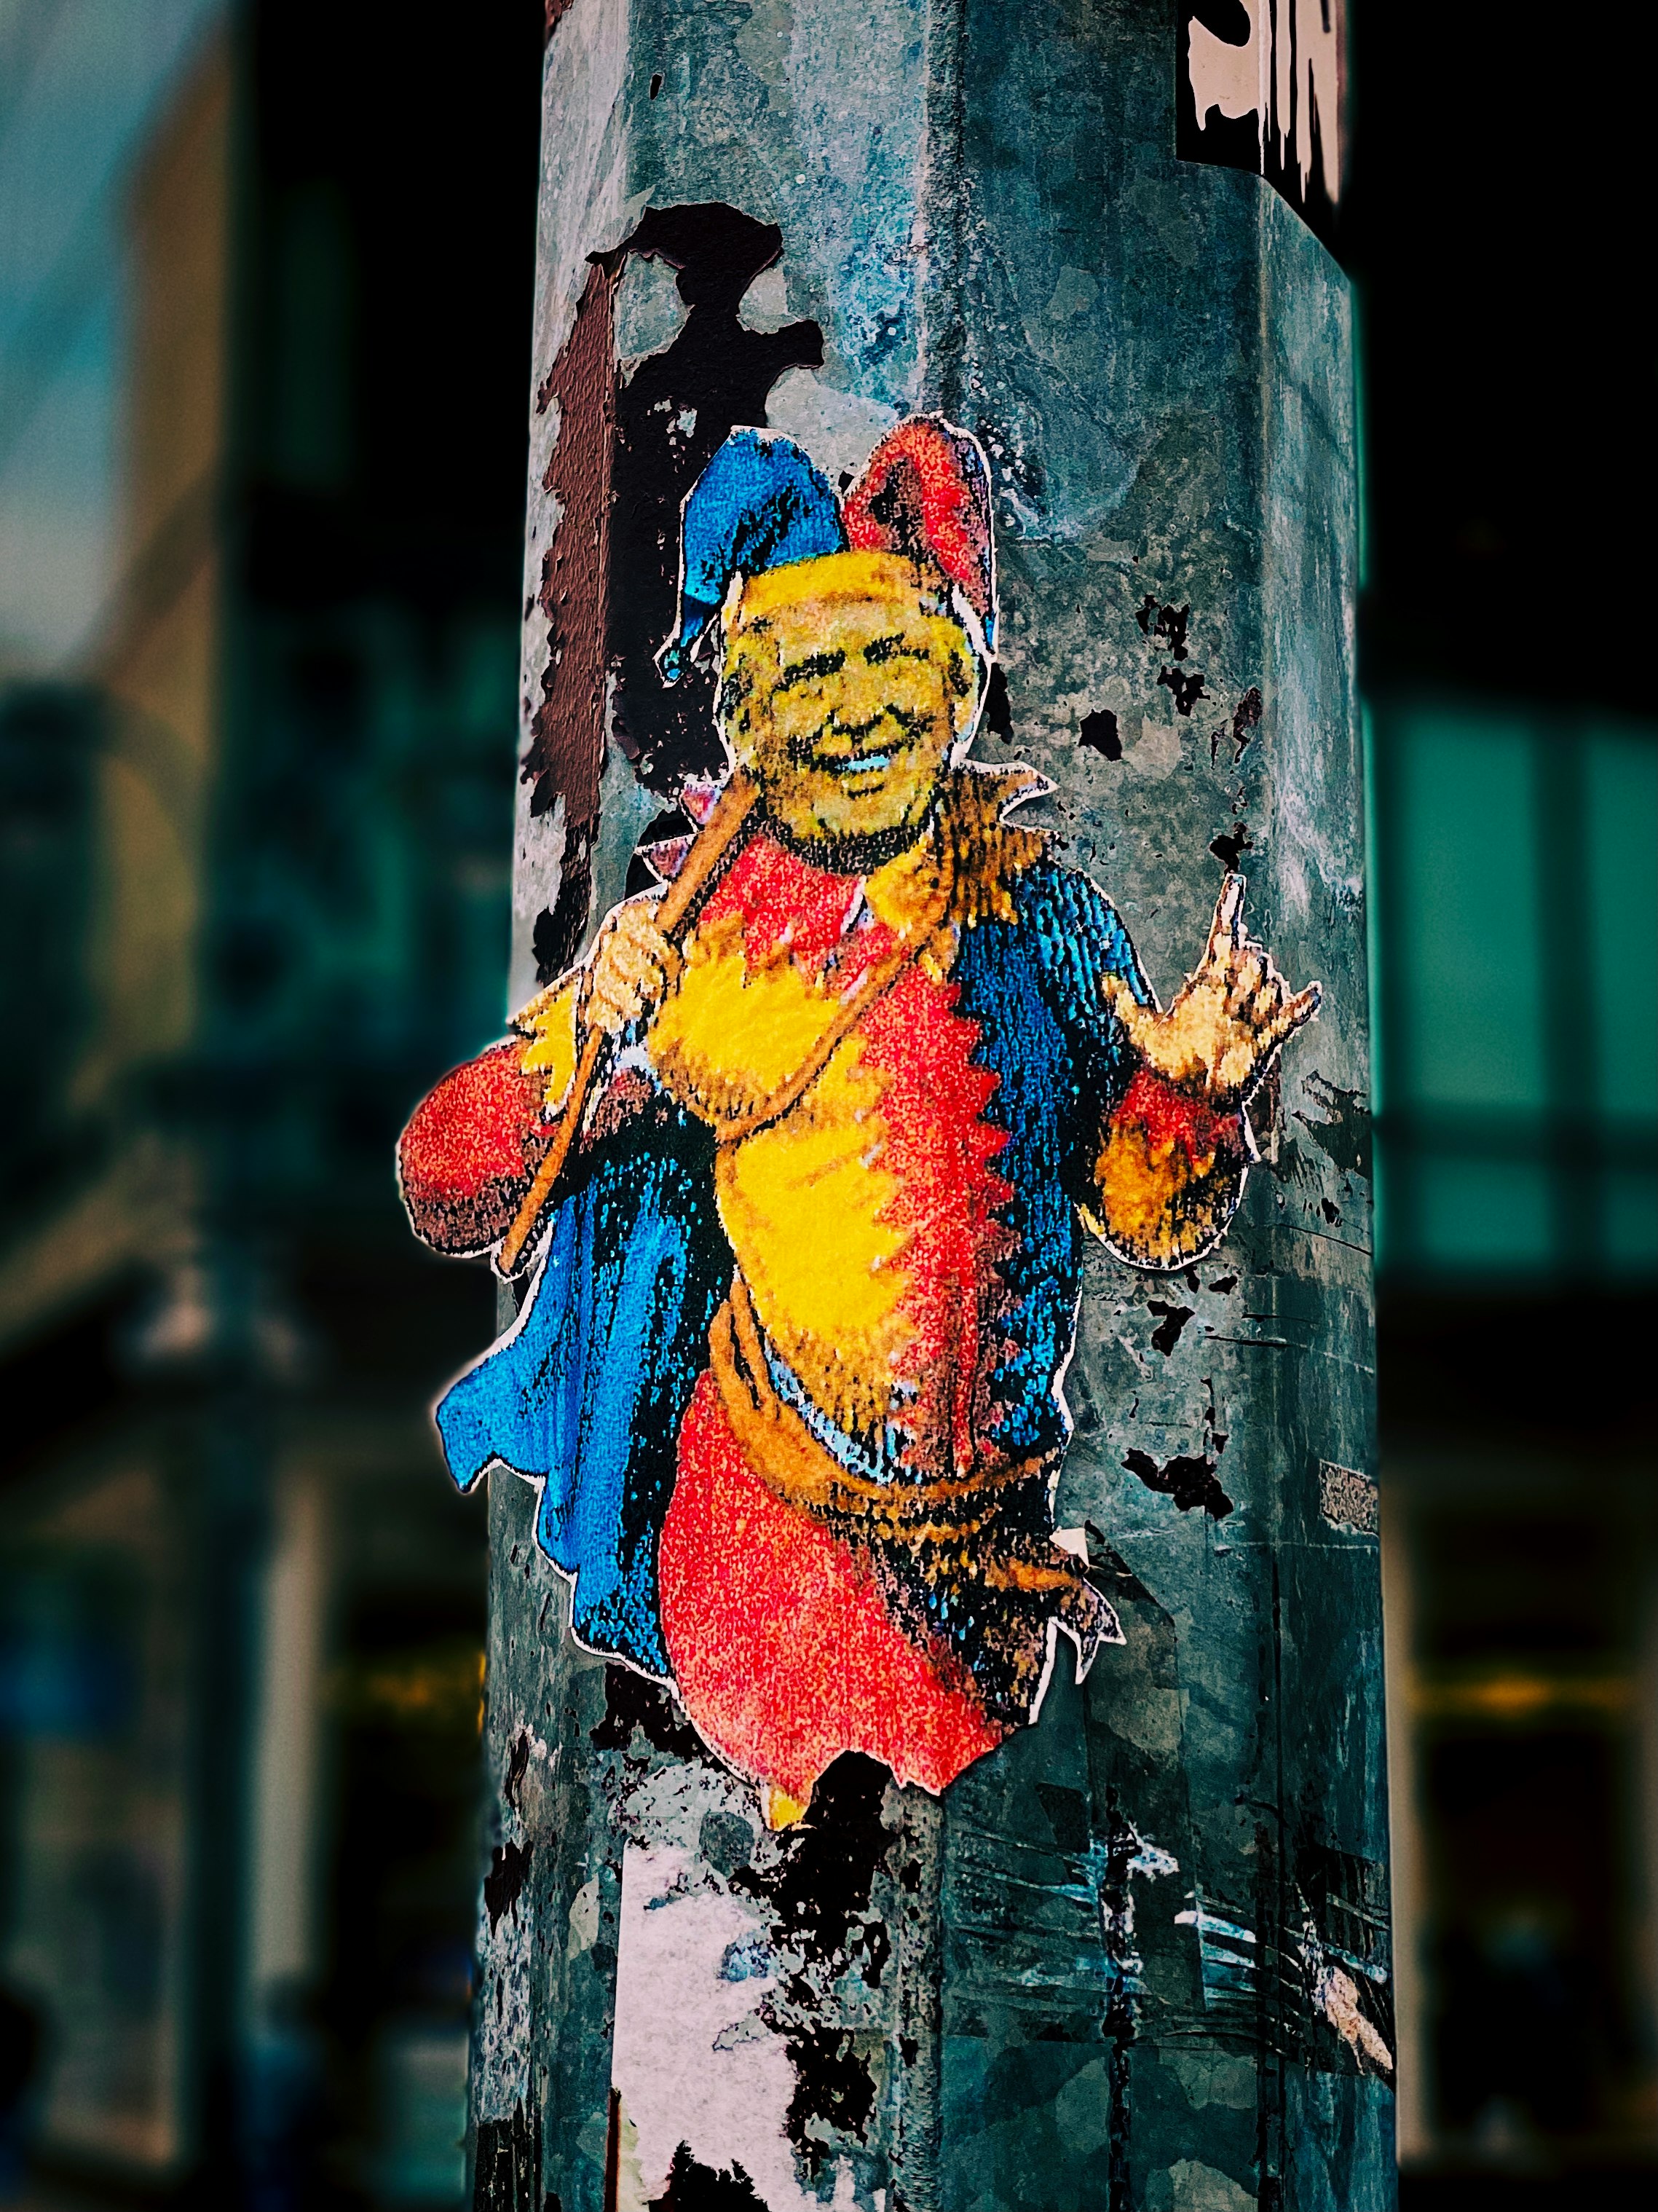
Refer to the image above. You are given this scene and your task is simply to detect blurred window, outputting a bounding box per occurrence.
[1369,700,1658,1280]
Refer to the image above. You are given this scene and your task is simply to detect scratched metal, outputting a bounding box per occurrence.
[473,2,1391,2208]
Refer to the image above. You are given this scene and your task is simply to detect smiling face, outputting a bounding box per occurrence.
[719,552,980,854]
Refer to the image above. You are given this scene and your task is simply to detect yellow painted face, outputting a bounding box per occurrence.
[719,551,979,851]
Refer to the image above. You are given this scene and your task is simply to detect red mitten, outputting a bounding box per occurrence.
[398,1043,550,1256]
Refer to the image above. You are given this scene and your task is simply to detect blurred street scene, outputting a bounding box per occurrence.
[1,4,540,2203]
[0,3,1654,2207]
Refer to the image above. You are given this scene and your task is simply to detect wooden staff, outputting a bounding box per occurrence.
[496,772,759,1276]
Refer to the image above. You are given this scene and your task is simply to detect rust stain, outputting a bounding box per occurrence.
[527,257,621,969]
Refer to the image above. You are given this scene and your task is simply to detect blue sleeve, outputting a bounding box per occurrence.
[1013,858,1150,1115]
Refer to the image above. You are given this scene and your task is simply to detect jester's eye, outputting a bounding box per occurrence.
[775,648,847,693]
[717,660,756,721]
[861,631,933,668]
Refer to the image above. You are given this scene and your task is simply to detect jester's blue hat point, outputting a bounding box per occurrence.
[659,415,998,683]
[659,430,846,682]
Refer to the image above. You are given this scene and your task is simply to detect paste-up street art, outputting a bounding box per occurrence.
[398,409,1320,1833]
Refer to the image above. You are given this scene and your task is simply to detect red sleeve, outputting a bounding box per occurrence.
[398,1042,551,1256]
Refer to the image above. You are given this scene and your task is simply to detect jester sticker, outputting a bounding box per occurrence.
[399,418,1318,1830]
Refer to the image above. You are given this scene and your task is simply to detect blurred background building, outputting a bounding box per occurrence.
[0,3,1653,2208]
[1350,8,1658,2201]
[1,4,540,2202]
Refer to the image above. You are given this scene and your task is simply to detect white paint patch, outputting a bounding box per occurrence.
[566,1876,601,1959]
[1046,266,1100,323]
[509,792,564,1014]
[611,1844,825,2212]
[765,368,899,490]
[738,264,794,335]
[1187,1,1270,139]
[1125,717,1184,781]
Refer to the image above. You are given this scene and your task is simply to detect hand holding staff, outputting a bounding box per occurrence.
[496,774,758,1276]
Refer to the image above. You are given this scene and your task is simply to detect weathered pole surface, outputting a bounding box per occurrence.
[459,4,1387,2208]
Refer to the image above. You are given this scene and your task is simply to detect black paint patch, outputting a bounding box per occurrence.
[1035,1781,1090,1855]
[474,2099,540,2212]
[483,1839,533,1933]
[1079,706,1123,760]
[1208,1272,1237,1295]
[1209,822,1253,870]
[625,802,699,897]
[730,1755,894,2160]
[1134,594,1191,660]
[1147,1299,1196,1356]
[1158,665,1208,716]
[1295,1072,1373,1181]
[781,2026,877,2157]
[505,1727,532,1809]
[731,1754,893,1975]
[650,2141,770,2208]
[590,1663,706,1760]
[532,820,593,982]
[983,661,1014,741]
[1122,1447,1233,1519]
[596,204,824,796]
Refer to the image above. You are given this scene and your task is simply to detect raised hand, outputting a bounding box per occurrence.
[1101,874,1319,1105]
[585,900,682,1036]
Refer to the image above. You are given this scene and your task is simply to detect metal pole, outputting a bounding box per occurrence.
[446,4,1389,2206]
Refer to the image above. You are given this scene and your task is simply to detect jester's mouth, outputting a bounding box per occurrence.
[789,706,931,779]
